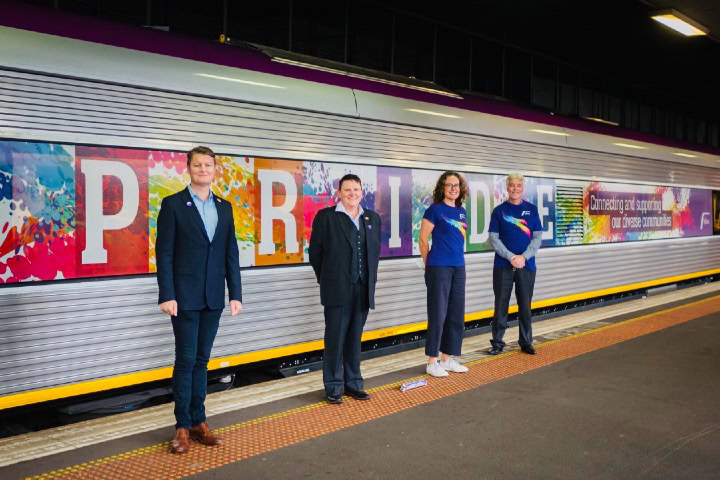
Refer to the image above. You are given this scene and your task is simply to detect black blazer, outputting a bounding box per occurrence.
[309,206,381,308]
[156,187,242,311]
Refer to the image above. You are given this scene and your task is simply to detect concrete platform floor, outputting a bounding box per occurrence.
[3,289,720,480]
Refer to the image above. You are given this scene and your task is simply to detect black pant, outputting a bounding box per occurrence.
[323,280,369,396]
[425,266,466,357]
[491,267,536,349]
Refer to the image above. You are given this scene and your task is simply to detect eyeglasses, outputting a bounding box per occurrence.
[444,183,460,190]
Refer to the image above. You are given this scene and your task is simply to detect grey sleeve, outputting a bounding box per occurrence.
[521,231,543,260]
[489,232,515,262]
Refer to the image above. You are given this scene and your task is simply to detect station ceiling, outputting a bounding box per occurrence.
[11,0,720,122]
[396,0,720,117]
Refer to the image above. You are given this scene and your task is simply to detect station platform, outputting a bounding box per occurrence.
[2,283,720,480]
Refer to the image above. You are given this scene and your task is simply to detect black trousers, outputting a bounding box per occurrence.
[491,267,536,349]
[323,280,369,396]
[425,266,466,357]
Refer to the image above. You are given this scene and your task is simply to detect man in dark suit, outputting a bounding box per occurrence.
[309,174,381,404]
[156,146,242,454]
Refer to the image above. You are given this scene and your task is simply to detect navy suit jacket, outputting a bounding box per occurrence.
[309,206,381,309]
[156,187,242,311]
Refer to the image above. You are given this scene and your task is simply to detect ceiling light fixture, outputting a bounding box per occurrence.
[405,109,462,118]
[673,152,698,158]
[529,129,571,136]
[651,9,709,36]
[613,143,648,150]
[195,73,285,89]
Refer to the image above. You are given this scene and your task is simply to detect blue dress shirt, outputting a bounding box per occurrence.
[188,185,218,242]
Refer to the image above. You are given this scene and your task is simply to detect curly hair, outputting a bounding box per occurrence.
[431,170,468,207]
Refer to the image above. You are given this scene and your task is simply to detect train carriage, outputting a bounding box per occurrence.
[1,20,719,411]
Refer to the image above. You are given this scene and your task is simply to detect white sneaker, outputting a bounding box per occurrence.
[426,362,449,377]
[439,358,469,373]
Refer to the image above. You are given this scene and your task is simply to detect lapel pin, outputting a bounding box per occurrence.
[216,198,221,203]
[368,225,372,229]
[186,201,192,207]
[364,217,369,221]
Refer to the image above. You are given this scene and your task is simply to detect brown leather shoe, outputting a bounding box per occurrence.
[170,428,190,454]
[189,422,223,446]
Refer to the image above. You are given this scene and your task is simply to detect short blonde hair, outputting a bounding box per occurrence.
[506,173,524,186]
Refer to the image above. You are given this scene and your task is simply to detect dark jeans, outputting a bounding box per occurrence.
[425,266,466,357]
[171,308,222,430]
[323,280,369,396]
[491,267,536,349]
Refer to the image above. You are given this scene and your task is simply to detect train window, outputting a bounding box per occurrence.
[228,2,290,50]
[470,38,503,97]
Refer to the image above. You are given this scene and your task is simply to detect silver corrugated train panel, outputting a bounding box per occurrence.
[1,69,719,188]
[1,237,718,396]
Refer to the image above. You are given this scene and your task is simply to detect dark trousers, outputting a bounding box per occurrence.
[425,266,466,357]
[323,280,369,396]
[491,267,536,349]
[171,308,222,430]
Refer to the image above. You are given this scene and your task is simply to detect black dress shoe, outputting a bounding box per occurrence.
[345,389,371,401]
[520,345,537,355]
[488,346,503,356]
[326,394,343,404]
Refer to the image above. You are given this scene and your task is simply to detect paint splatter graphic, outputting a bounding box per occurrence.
[0,142,75,283]
[303,162,376,261]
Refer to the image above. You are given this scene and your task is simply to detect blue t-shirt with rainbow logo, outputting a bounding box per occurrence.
[423,202,467,266]
[489,200,542,271]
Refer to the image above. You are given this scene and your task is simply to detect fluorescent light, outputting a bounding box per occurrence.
[406,109,462,118]
[613,143,648,150]
[195,73,285,89]
[673,152,698,158]
[272,57,463,98]
[583,116,619,126]
[651,9,709,36]
[529,129,571,136]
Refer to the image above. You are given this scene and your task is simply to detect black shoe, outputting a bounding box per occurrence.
[520,345,537,355]
[488,346,503,356]
[345,389,371,401]
[326,393,343,404]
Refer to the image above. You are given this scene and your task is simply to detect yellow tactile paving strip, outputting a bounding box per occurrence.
[22,296,720,480]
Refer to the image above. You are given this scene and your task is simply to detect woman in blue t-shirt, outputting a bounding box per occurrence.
[418,171,470,377]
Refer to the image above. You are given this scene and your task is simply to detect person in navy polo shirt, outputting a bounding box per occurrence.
[488,173,543,356]
[419,171,470,377]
